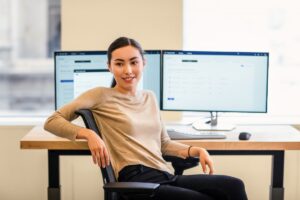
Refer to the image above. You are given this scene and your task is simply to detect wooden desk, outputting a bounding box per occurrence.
[21,125,300,200]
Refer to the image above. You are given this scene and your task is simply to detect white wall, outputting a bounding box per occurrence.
[61,0,183,50]
[0,126,47,200]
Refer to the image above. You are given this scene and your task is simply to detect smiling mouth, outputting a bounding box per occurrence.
[122,77,135,81]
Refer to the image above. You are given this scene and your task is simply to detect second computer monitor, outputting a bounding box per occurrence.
[161,50,269,113]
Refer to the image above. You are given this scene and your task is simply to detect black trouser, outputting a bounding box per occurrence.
[118,165,248,200]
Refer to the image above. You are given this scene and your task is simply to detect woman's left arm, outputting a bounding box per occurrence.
[177,146,215,175]
[160,122,215,174]
[153,92,214,174]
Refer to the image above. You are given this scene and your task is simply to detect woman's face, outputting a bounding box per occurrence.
[108,45,145,95]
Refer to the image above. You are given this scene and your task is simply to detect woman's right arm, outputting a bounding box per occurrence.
[77,128,110,168]
[44,87,110,167]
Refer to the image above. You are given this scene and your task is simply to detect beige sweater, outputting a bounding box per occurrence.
[44,87,189,177]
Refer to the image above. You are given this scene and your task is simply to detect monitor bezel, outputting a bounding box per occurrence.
[160,50,269,113]
[144,50,161,55]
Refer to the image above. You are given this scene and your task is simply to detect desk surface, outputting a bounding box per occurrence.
[20,125,300,150]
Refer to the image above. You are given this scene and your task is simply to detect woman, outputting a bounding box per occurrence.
[44,37,248,200]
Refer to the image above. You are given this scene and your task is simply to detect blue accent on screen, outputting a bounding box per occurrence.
[60,80,73,83]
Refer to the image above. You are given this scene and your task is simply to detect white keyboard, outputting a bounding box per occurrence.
[167,129,226,139]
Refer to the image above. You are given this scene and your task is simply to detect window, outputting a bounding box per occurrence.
[0,0,60,116]
[184,0,300,116]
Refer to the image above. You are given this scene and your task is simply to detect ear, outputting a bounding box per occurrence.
[107,62,112,73]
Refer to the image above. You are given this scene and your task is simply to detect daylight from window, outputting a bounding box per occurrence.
[0,0,60,117]
[184,0,300,116]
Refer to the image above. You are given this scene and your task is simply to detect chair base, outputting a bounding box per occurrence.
[270,187,284,200]
[48,187,60,200]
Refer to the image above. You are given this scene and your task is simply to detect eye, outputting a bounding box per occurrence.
[131,60,139,65]
[115,62,123,66]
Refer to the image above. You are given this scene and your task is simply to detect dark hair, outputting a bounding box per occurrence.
[107,37,144,87]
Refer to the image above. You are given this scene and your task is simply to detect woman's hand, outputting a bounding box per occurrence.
[189,146,214,174]
[77,128,110,168]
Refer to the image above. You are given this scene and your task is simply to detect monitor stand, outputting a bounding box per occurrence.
[192,112,235,131]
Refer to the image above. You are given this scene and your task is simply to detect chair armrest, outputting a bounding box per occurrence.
[163,155,199,163]
[103,182,159,194]
[163,155,199,175]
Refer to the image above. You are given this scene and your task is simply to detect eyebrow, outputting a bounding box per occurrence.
[113,57,139,62]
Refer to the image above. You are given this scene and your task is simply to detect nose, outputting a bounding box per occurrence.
[123,63,133,75]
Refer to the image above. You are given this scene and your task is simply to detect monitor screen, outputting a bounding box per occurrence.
[143,50,161,104]
[55,51,108,109]
[55,50,161,109]
[161,50,269,113]
[73,69,113,99]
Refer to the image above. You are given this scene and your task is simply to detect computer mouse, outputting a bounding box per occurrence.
[239,132,251,140]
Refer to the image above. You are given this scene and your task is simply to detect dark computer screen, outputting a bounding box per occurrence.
[54,50,161,109]
[161,50,269,113]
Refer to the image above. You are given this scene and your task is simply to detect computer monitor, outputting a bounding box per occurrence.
[55,50,161,109]
[161,50,269,130]
[143,50,161,104]
[54,51,108,109]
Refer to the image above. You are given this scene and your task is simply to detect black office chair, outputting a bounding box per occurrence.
[75,109,199,200]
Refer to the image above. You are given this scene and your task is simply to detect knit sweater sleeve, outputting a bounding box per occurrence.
[44,87,103,141]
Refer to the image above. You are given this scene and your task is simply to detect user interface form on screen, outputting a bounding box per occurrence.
[73,69,113,99]
[55,51,108,109]
[55,51,161,109]
[162,51,269,113]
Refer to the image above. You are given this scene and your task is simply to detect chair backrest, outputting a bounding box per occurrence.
[75,109,117,184]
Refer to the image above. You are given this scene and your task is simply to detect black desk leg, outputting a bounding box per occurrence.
[270,151,284,200]
[48,150,60,200]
